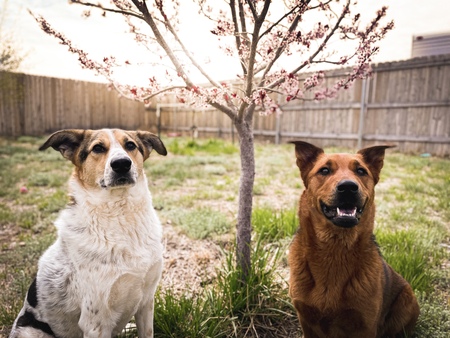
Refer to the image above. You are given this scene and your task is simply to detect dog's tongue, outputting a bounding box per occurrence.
[337,207,357,217]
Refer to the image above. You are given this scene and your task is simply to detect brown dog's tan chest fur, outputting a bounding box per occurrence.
[288,141,419,338]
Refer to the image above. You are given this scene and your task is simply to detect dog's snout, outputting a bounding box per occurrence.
[111,157,132,174]
[337,180,358,193]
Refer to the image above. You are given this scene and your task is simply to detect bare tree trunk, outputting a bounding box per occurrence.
[234,118,255,279]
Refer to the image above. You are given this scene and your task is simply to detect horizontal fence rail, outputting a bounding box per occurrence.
[1,54,449,156]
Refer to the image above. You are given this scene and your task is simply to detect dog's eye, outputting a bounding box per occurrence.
[318,167,330,176]
[92,144,106,154]
[125,142,137,151]
[356,167,368,176]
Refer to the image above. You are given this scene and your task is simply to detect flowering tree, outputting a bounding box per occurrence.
[32,0,393,278]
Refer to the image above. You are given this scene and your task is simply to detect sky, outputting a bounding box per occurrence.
[3,0,450,84]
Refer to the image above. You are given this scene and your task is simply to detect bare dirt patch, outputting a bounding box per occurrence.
[160,221,224,295]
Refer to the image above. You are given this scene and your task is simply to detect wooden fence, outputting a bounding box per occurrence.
[156,55,450,156]
[0,72,149,135]
[1,54,449,156]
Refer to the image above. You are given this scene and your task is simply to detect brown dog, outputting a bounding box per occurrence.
[288,141,419,338]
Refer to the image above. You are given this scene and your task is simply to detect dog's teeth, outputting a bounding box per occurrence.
[337,207,357,217]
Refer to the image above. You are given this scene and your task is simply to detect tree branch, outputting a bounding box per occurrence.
[70,0,144,21]
[258,2,306,40]
[230,0,249,75]
[155,1,223,90]
[229,0,242,64]
[292,0,350,74]
[244,0,258,20]
[238,0,249,45]
[257,2,309,87]
[239,0,271,122]
[265,0,350,91]
[145,86,187,101]
[128,0,195,90]
[208,100,239,121]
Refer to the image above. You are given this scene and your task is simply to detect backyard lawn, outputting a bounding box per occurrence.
[0,135,449,337]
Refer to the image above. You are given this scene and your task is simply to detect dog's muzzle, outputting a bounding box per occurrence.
[101,156,137,188]
[320,180,365,228]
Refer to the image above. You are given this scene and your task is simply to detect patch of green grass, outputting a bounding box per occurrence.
[37,189,68,213]
[0,204,15,226]
[414,292,450,338]
[252,205,298,241]
[166,138,238,156]
[28,172,67,188]
[190,190,224,201]
[375,228,446,293]
[147,156,214,187]
[0,233,55,326]
[16,210,39,230]
[170,207,231,240]
[154,289,223,337]
[147,158,200,187]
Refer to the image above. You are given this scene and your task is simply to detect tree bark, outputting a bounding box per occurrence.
[234,118,255,279]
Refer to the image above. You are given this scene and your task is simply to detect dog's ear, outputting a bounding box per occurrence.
[136,131,167,159]
[39,129,87,163]
[357,145,395,184]
[289,141,324,187]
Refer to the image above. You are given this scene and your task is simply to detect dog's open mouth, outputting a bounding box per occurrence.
[320,201,363,228]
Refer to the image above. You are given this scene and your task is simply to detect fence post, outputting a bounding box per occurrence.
[156,104,161,138]
[275,113,281,145]
[217,109,222,138]
[275,93,281,145]
[357,78,369,149]
[231,120,235,144]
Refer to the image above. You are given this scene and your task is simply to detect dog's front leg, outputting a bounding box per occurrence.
[78,306,113,338]
[135,300,155,338]
[135,260,162,338]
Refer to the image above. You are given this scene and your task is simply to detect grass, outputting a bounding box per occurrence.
[169,207,232,240]
[0,233,55,325]
[168,138,238,156]
[375,228,446,293]
[252,205,298,242]
[153,238,298,338]
[0,135,449,337]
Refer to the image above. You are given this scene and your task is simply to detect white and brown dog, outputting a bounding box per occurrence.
[9,129,167,338]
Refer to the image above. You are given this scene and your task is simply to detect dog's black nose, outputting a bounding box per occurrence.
[337,180,359,193]
[111,157,132,174]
